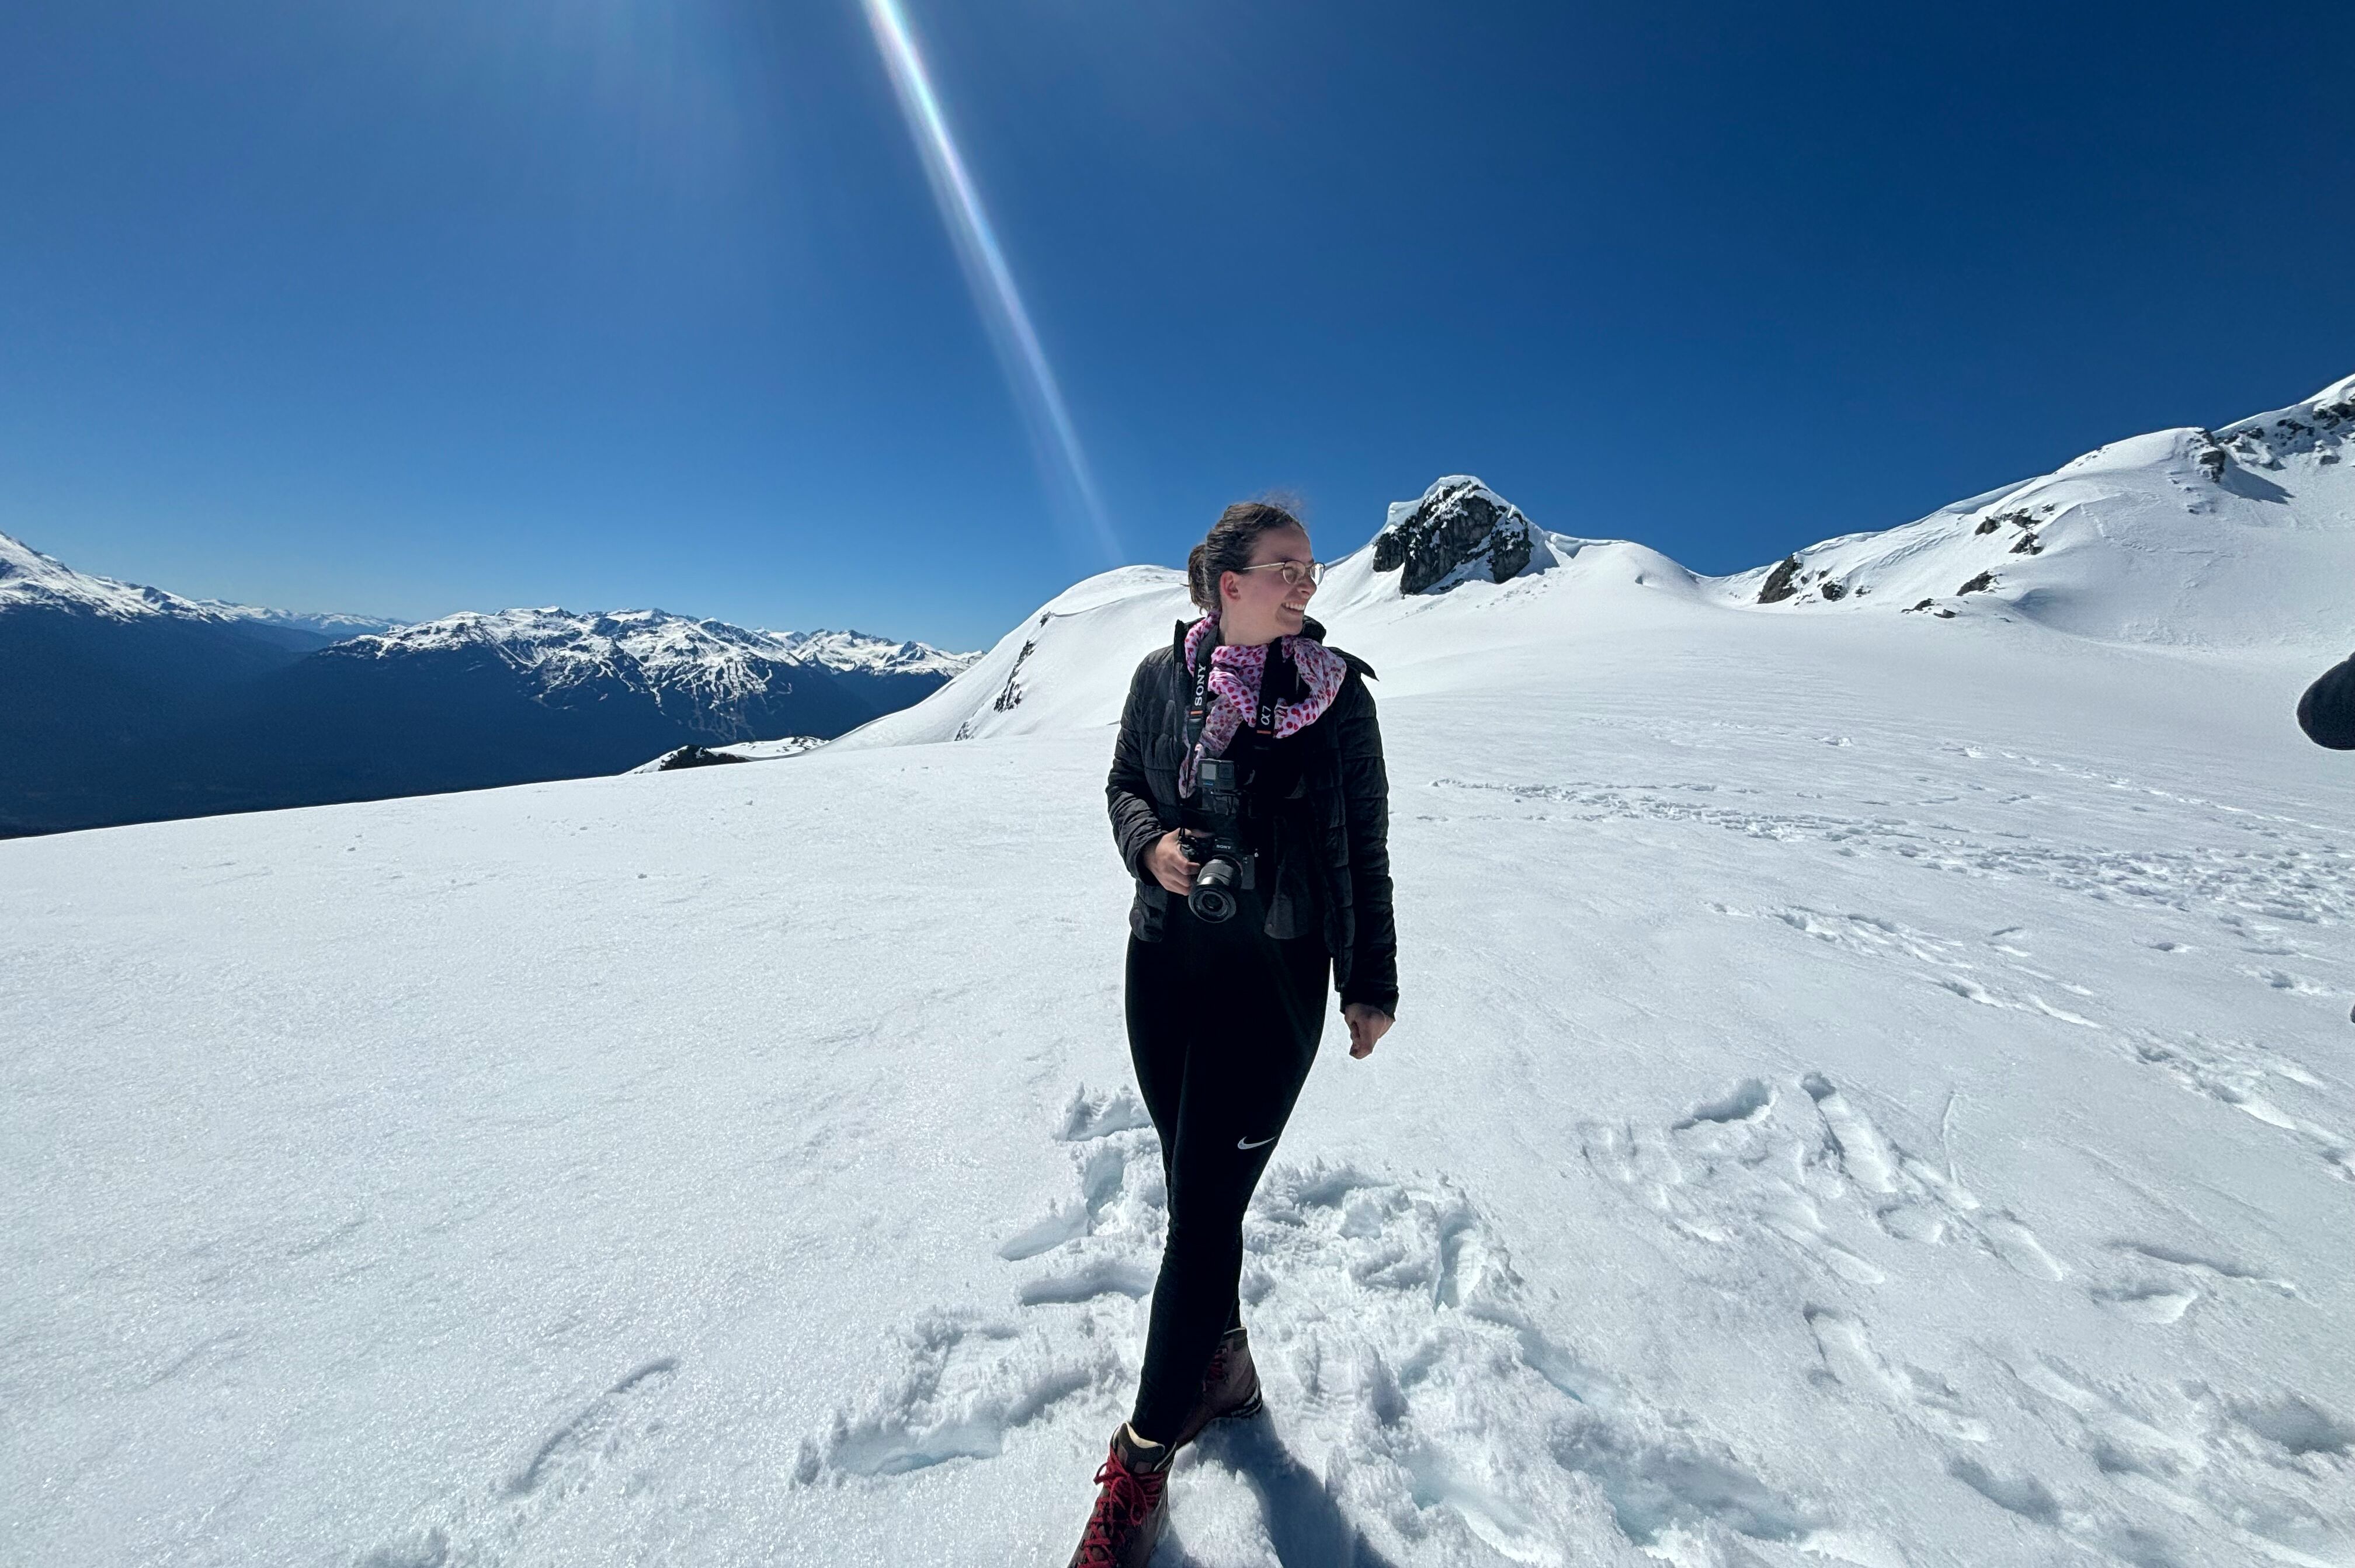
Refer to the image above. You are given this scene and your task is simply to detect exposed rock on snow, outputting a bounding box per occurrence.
[627,736,826,774]
[1718,371,2355,646]
[1757,555,1804,604]
[1371,476,1552,594]
[632,745,752,773]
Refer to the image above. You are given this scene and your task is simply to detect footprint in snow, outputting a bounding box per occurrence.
[1805,1308,1991,1444]
[359,1356,685,1567]
[1585,1071,2065,1290]
[1984,1354,2355,1567]
[801,1086,1897,1568]
[1450,778,2355,929]
[2122,1031,2355,1183]
[2087,1239,2298,1329]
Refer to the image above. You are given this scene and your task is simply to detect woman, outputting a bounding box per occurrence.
[1071,499,1398,1566]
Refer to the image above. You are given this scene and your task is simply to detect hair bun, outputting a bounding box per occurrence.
[1189,498,1304,616]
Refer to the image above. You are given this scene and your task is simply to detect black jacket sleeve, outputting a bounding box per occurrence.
[1333,675,1399,1017]
[2298,655,2355,750]
[1107,659,1166,880]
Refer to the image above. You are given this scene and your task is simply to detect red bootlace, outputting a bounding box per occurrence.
[1076,1449,1165,1564]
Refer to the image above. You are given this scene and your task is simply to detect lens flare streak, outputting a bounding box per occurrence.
[859,0,1117,562]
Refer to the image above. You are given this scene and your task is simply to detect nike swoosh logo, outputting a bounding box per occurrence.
[1236,1135,1277,1150]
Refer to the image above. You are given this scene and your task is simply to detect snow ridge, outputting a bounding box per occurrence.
[850,369,2355,752]
[1721,373,2355,646]
[0,530,403,634]
[0,530,237,624]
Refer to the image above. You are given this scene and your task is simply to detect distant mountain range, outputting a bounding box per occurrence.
[0,536,976,836]
[13,368,2347,836]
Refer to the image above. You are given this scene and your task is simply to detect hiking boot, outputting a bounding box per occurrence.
[1171,1326,1263,1451]
[1068,1424,1172,1568]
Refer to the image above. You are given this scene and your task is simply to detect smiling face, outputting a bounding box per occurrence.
[1218,523,1318,646]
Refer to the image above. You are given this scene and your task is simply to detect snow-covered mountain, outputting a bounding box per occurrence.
[763,626,982,712]
[1373,475,1567,593]
[843,374,2355,755]
[326,607,884,739]
[334,609,976,698]
[5,374,2352,1568]
[0,534,975,835]
[191,602,408,639]
[0,529,401,638]
[1,531,380,835]
[766,626,977,679]
[1725,373,2355,647]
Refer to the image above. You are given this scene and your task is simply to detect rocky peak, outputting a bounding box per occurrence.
[1372,477,1545,595]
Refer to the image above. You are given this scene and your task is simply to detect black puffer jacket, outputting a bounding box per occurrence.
[1107,617,1399,1017]
[2298,655,2355,749]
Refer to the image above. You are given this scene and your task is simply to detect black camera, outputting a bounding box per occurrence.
[1180,756,1253,923]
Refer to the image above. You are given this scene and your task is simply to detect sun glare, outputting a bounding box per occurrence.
[859,0,1120,564]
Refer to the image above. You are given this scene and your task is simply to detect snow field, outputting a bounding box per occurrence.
[5,579,2351,1567]
[10,376,2355,1565]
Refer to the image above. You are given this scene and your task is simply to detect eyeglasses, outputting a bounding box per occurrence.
[1233,559,1324,588]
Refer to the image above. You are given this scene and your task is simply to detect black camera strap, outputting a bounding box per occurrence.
[1187,630,1293,756]
[1185,644,1212,757]
[1257,639,1302,742]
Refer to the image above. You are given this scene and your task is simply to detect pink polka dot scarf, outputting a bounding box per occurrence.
[1179,615,1348,797]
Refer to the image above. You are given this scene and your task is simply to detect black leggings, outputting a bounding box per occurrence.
[1124,893,1329,1440]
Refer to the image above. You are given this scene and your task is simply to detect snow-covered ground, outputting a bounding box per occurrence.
[5,381,2353,1568]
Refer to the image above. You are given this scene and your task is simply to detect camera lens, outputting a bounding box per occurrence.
[1189,856,1240,923]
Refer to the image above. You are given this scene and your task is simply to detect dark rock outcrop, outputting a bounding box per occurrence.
[1373,478,1540,595]
[2194,433,2229,481]
[647,745,751,771]
[1757,556,1804,604]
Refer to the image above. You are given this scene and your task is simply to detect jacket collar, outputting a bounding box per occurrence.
[1169,614,1329,659]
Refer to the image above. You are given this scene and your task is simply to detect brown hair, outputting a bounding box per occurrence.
[1186,497,1307,614]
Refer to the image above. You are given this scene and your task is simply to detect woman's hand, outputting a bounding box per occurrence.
[1145,830,1199,896]
[1342,1003,1392,1059]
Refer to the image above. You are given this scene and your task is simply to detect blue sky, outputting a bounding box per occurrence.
[3,1,2349,649]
